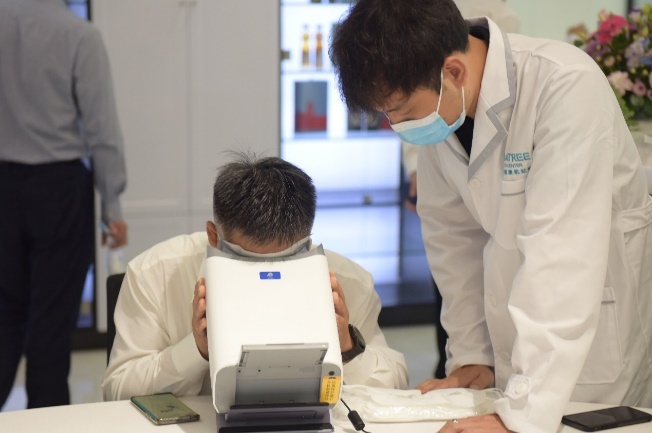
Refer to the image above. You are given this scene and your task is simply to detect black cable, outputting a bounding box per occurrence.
[340,398,371,433]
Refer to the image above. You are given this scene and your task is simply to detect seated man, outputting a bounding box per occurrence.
[102,154,409,400]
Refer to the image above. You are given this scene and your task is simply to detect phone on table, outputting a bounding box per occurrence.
[131,392,200,425]
[561,406,652,431]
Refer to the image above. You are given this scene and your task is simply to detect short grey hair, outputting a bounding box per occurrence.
[212,153,317,248]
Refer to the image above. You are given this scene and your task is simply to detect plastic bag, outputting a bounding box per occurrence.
[333,385,504,423]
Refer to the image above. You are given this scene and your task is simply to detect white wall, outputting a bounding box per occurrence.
[91,0,280,331]
[508,0,627,40]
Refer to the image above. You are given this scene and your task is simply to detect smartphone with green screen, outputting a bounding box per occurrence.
[130,392,200,425]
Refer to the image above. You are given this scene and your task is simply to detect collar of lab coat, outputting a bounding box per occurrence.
[463,17,516,180]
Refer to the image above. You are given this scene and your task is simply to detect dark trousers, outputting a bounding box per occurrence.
[433,280,448,379]
[0,160,94,409]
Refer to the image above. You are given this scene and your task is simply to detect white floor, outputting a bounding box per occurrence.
[2,324,439,412]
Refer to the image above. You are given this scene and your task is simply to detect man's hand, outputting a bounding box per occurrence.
[192,278,209,360]
[437,414,513,433]
[102,220,128,249]
[416,365,494,393]
[330,271,353,352]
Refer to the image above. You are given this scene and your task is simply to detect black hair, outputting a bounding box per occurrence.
[212,153,316,248]
[329,0,469,113]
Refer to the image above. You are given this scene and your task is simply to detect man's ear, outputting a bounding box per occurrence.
[206,221,219,248]
[443,55,467,88]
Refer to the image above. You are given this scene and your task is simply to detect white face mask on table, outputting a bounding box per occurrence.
[333,385,503,423]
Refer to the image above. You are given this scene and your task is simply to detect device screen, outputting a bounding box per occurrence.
[562,406,652,431]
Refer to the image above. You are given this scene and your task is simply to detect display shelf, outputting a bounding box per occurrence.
[287,129,397,142]
[282,1,352,6]
[281,68,336,75]
[282,137,400,193]
[280,0,434,319]
[280,3,348,72]
[311,205,400,285]
[317,188,400,207]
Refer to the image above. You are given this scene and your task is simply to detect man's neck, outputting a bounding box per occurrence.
[464,35,488,119]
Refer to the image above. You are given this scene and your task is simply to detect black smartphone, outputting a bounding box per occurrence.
[131,392,200,425]
[561,406,652,432]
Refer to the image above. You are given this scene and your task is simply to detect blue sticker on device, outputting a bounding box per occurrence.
[260,272,281,280]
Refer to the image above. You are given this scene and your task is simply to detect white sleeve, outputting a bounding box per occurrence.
[101,263,209,401]
[74,28,126,222]
[343,298,410,390]
[328,253,409,389]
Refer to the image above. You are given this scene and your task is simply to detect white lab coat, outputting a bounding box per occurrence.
[417,18,652,433]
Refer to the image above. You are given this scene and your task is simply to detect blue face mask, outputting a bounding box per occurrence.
[389,71,466,146]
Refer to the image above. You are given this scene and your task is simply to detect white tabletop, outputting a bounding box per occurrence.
[1,396,651,433]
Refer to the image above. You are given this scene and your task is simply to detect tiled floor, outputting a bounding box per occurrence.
[1,324,439,412]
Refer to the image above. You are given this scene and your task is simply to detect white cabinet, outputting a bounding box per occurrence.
[110,0,190,215]
[91,0,280,330]
[190,0,281,213]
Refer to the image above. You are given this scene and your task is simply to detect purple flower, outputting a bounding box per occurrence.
[585,39,609,59]
[625,40,646,69]
[643,40,652,66]
[633,78,647,96]
[647,89,652,101]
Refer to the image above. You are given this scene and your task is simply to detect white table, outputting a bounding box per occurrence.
[2,396,651,433]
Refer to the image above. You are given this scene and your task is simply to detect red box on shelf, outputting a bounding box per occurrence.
[295,81,327,132]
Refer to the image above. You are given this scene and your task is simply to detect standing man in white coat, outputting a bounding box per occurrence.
[330,1,652,433]
[401,0,522,382]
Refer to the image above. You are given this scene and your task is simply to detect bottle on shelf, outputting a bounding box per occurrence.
[315,24,323,70]
[302,24,310,68]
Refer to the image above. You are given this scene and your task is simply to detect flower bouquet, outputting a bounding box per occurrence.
[575,6,652,124]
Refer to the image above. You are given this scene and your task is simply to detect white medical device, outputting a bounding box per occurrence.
[205,242,343,433]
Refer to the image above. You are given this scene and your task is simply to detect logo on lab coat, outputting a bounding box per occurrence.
[503,152,531,177]
[260,271,281,280]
